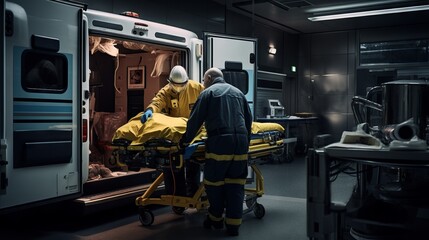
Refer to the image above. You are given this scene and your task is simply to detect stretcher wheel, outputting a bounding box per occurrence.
[138,208,154,226]
[254,203,265,219]
[172,206,185,215]
[245,198,256,209]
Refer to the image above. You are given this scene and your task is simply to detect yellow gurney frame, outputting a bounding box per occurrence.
[110,132,285,226]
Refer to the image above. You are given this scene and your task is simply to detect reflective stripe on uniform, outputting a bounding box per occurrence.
[209,213,224,221]
[205,152,248,161]
[225,217,242,226]
[204,178,246,186]
[203,179,225,186]
[224,178,246,185]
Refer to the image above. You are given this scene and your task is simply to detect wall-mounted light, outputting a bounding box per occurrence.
[269,47,277,55]
[308,4,429,21]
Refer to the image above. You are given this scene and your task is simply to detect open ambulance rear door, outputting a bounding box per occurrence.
[203,33,257,118]
[1,0,86,213]
[1,0,6,201]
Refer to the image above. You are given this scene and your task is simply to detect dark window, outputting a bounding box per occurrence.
[257,79,282,89]
[222,70,249,95]
[360,39,429,66]
[21,49,68,93]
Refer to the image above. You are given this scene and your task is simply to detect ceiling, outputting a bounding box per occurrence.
[213,0,429,34]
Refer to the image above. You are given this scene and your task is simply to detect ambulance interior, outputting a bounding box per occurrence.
[82,35,283,212]
[83,35,188,206]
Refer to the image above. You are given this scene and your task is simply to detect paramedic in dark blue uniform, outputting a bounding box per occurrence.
[179,67,252,236]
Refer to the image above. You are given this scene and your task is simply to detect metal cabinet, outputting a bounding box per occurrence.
[307,147,429,240]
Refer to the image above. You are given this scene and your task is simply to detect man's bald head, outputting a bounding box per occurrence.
[203,67,223,88]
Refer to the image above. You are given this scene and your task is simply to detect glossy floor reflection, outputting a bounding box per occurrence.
[0,156,310,240]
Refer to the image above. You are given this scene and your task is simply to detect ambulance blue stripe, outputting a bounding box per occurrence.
[14,104,72,113]
[14,97,72,103]
[14,119,72,123]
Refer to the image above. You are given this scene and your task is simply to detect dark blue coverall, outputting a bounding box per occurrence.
[180,77,252,231]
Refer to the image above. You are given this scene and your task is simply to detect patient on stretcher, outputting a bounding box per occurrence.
[111,112,285,197]
[112,112,285,145]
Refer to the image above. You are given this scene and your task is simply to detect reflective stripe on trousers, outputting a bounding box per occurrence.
[203,134,249,228]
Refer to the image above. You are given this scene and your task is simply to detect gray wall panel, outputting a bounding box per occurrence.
[299,31,352,140]
[311,32,348,55]
[284,76,298,115]
[313,94,348,113]
[322,113,348,142]
[311,54,348,75]
[359,24,429,43]
[254,22,284,72]
[284,33,299,77]
[347,54,356,96]
[347,113,357,131]
[312,74,348,95]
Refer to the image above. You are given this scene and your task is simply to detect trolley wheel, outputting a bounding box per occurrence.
[245,197,256,209]
[172,206,186,215]
[138,208,154,226]
[254,203,265,219]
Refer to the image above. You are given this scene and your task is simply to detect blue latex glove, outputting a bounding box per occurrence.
[183,145,196,160]
[183,142,205,160]
[140,109,153,123]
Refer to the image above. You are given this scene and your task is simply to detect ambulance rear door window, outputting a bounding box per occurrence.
[21,50,68,93]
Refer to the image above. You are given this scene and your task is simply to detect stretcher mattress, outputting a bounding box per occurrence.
[110,113,286,169]
[112,112,285,145]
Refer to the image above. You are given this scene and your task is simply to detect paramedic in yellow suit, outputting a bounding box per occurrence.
[141,65,204,197]
[179,67,252,236]
[141,65,204,121]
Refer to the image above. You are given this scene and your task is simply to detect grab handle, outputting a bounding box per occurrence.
[351,96,382,124]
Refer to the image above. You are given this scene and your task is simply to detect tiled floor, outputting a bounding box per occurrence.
[0,156,311,240]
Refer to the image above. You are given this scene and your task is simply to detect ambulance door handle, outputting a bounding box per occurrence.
[5,10,13,36]
[0,156,8,190]
[249,53,255,64]
[84,90,90,100]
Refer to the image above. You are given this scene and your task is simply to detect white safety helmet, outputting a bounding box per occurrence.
[168,65,189,84]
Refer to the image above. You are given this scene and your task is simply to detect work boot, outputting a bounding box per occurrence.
[203,216,223,229]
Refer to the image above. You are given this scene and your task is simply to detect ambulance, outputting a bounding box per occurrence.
[1,0,257,213]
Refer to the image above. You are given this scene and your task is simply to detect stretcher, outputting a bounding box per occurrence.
[109,114,286,226]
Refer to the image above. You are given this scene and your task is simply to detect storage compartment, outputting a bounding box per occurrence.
[13,130,72,168]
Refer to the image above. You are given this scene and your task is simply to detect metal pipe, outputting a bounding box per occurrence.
[381,119,418,143]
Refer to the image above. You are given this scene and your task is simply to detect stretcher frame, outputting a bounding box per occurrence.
[110,131,285,226]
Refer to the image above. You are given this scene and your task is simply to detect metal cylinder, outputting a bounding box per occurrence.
[381,122,418,143]
[382,80,429,140]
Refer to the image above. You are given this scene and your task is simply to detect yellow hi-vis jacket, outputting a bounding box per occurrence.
[147,80,204,118]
